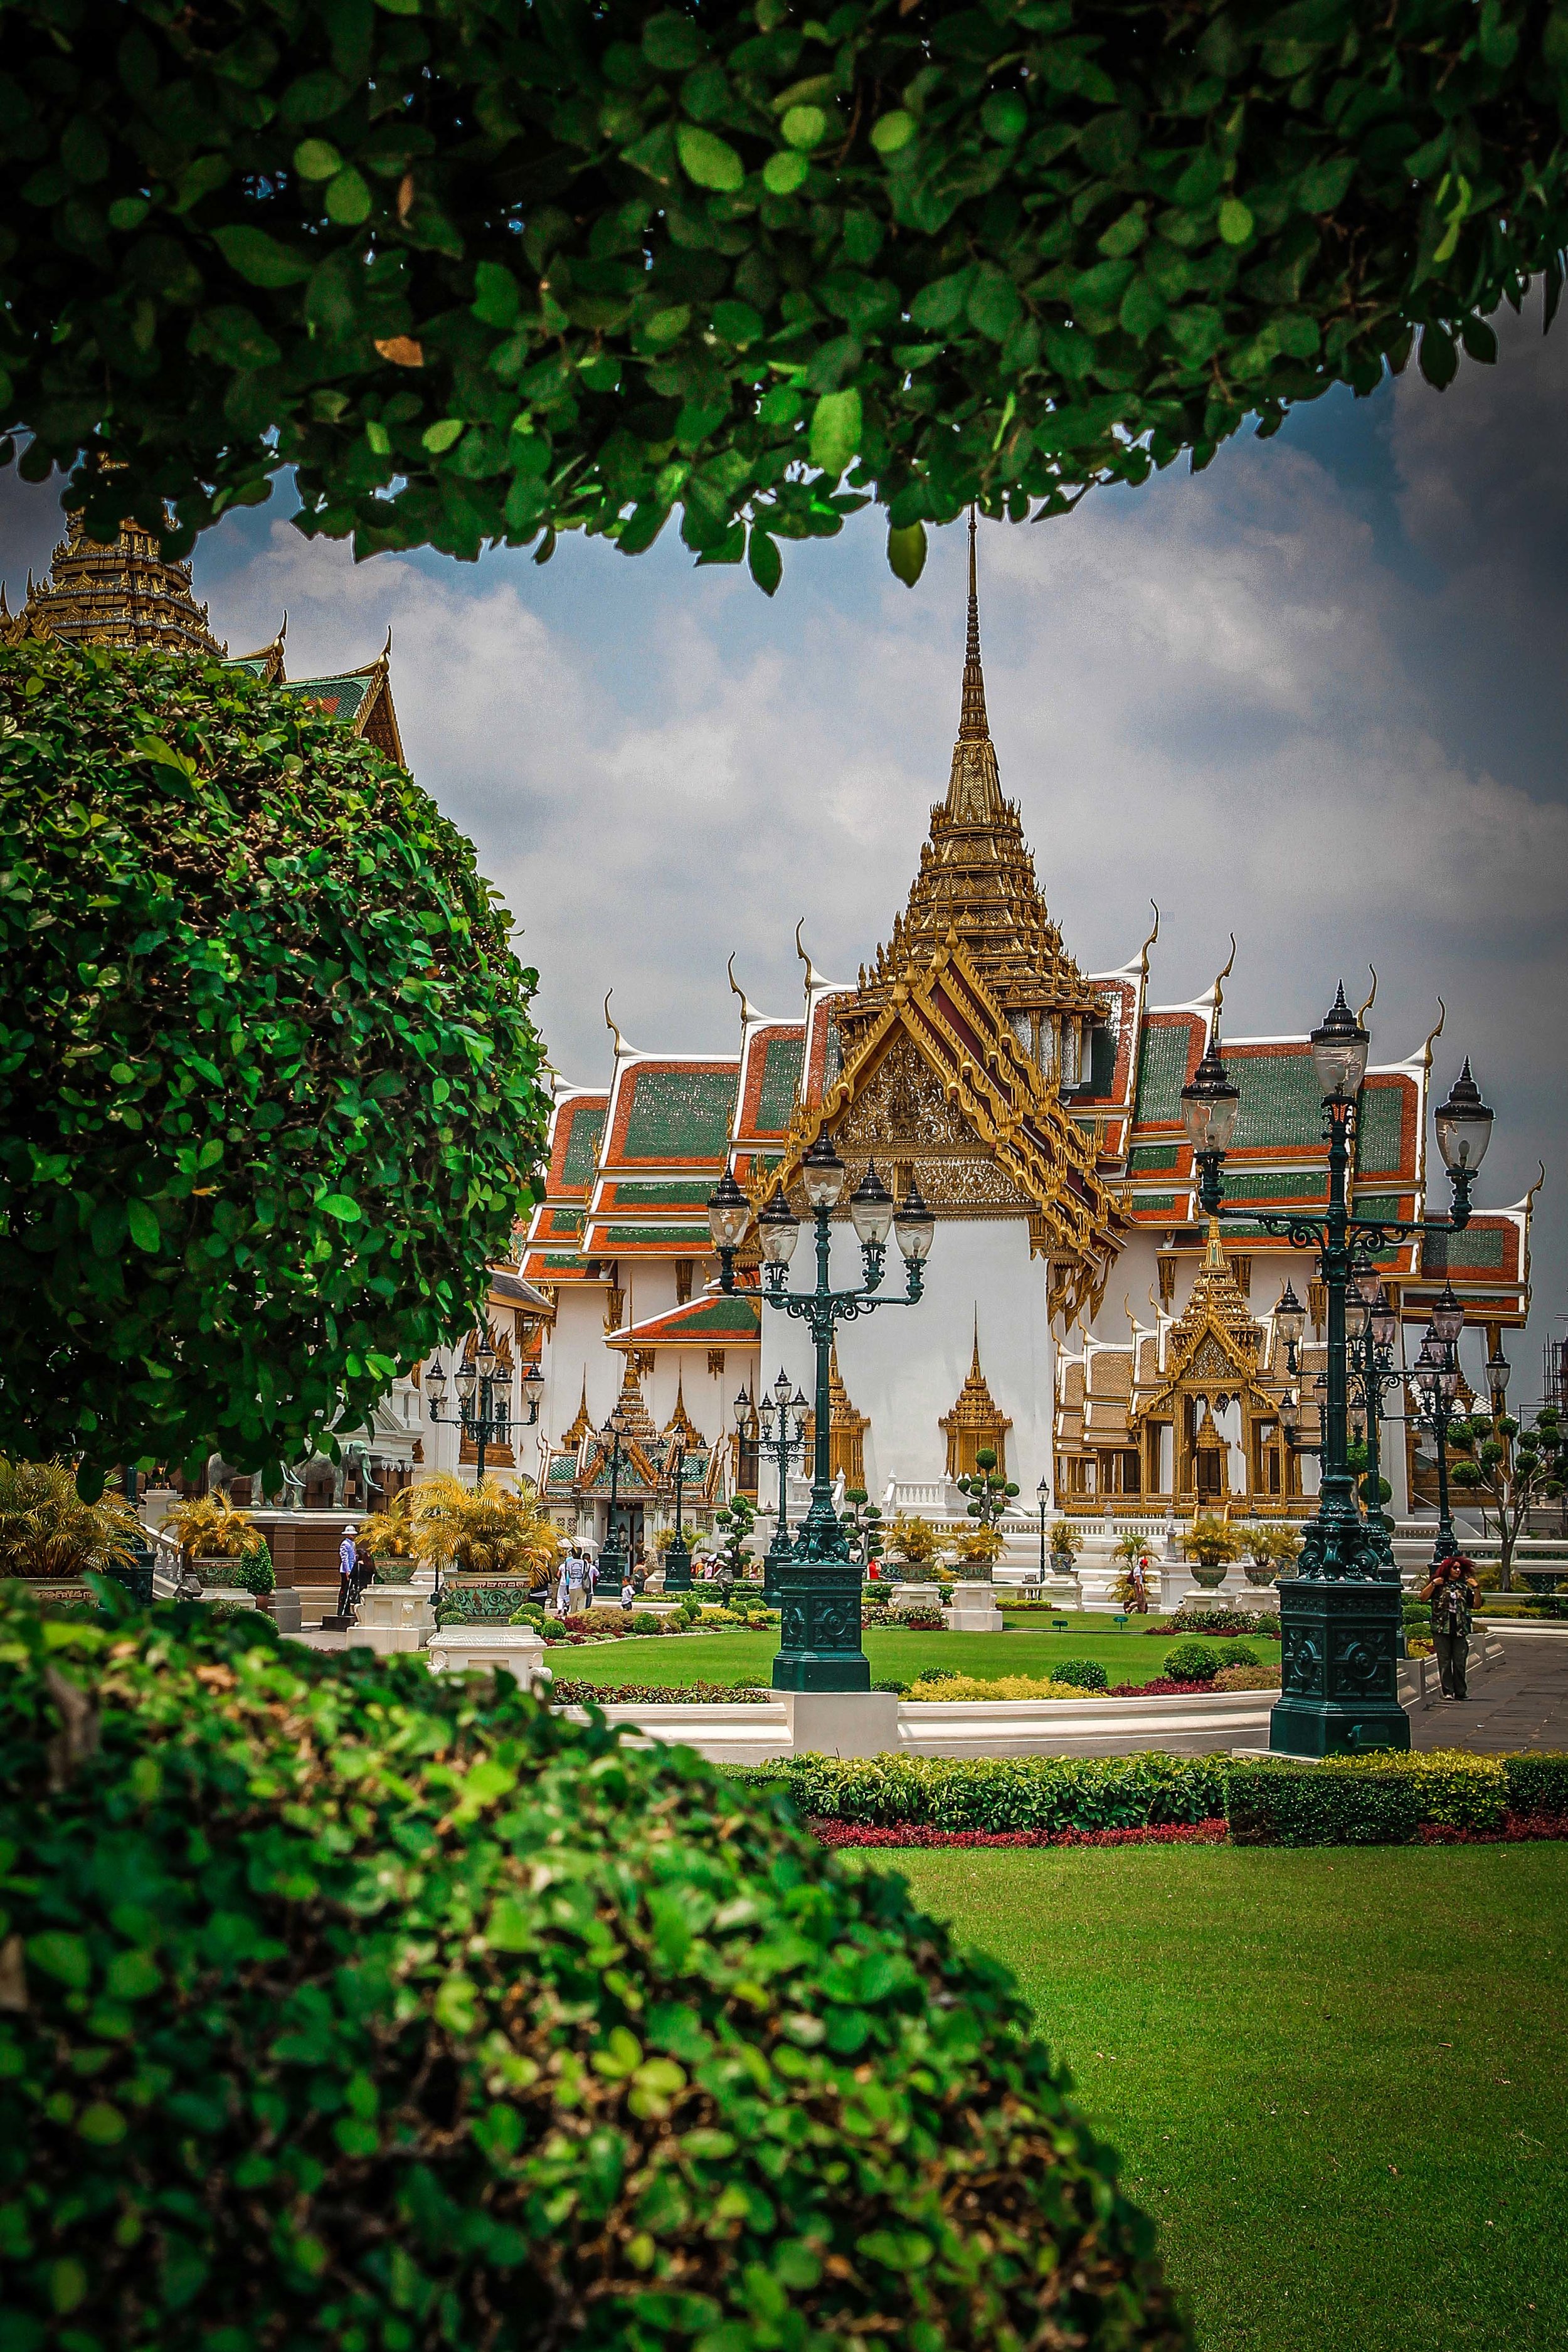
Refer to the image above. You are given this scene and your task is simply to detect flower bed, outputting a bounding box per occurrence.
[862,1605,946,1630]
[1106,1678,1218,1697]
[1150,1607,1281,1638]
[810,1819,1230,1850]
[549,1680,775,1706]
[906,1673,1085,1702]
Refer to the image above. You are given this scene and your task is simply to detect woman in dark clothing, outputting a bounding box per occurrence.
[1418,1555,1478,1700]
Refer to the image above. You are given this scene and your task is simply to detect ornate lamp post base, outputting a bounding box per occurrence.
[1271,1579,1409,1757]
[773,1562,871,1690]
[662,1535,693,1593]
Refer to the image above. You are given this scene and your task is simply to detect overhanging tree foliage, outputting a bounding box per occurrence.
[1448,1404,1564,1588]
[0,640,549,1486]
[4,0,1568,589]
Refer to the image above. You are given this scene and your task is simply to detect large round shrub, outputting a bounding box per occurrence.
[0,641,548,1482]
[3,0,1568,583]
[1160,1639,1223,1684]
[0,1586,1187,2350]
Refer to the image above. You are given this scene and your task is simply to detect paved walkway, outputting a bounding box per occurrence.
[1408,1627,1568,1754]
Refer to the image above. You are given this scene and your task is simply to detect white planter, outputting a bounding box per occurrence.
[353,1586,435,1654]
[943,1579,1004,1633]
[427,1622,548,1688]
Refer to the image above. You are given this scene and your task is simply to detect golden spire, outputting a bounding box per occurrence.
[945,506,1004,824]
[4,512,224,657]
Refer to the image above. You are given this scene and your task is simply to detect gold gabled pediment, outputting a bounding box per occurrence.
[766,930,1125,1277]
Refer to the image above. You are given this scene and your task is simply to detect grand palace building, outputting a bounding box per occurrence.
[7,515,1535,1552]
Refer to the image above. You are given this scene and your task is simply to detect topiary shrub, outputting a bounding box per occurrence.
[1051,1656,1109,1692]
[628,1609,665,1635]
[234,1551,275,1597]
[1160,1638,1224,1684]
[0,642,548,1486]
[0,1585,1187,2350]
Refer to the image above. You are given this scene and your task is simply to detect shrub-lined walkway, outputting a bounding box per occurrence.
[1409,1629,1568,1752]
[892,1845,1568,2352]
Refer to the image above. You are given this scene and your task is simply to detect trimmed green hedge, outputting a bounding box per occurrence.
[0,1582,1187,2351]
[776,1751,1232,1832]
[751,1749,1568,1843]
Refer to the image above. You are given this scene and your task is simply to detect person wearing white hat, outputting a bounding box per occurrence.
[337,1522,359,1622]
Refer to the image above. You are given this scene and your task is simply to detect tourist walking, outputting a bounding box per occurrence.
[554,1549,572,1617]
[1419,1555,1478,1699]
[337,1522,359,1621]
[564,1546,586,1614]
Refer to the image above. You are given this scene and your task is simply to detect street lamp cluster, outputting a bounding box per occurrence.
[709,1138,935,1692]
[750,1368,808,1604]
[1179,982,1497,1756]
[426,1327,541,1480]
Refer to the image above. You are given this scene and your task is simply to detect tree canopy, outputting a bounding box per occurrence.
[3,0,1567,589]
[0,640,548,1486]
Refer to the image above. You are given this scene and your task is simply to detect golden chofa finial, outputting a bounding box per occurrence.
[1357,965,1378,1027]
[603,990,623,1054]
[1421,997,1446,1067]
[1524,1160,1547,1215]
[1139,899,1160,978]
[1212,935,1237,1030]
[726,953,760,1025]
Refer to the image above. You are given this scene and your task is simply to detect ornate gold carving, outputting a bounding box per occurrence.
[707,1349,727,1377]
[802,1343,869,1491]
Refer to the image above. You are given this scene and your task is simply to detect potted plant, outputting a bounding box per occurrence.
[0,1456,141,1602]
[884,1512,940,1578]
[415,1475,563,1619]
[1180,1514,1244,1590]
[1243,1525,1301,1587]
[950,1524,1004,1574]
[357,1488,421,1584]
[1048,1520,1082,1576]
[159,1491,272,1594]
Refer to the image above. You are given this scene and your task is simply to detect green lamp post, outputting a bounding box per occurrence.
[1184,989,1495,1756]
[662,1434,693,1594]
[757,1367,809,1606]
[708,1143,934,1692]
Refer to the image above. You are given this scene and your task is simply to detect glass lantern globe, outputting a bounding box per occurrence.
[801,1134,847,1210]
[1310,983,1370,1099]
[1434,1057,1493,1175]
[848,1160,896,1248]
[893,1174,935,1262]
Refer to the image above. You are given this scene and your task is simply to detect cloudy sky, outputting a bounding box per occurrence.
[5,292,1565,1396]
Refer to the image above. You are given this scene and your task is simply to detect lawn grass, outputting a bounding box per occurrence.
[548,1623,1228,1688]
[884,1844,1568,2352]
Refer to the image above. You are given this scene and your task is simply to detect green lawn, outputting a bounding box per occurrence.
[549,1623,1227,1688]
[884,1845,1568,2352]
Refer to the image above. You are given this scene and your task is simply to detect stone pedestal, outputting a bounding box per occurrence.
[354,1586,435,1655]
[886,1582,942,1610]
[1270,1577,1409,1756]
[265,1587,303,1633]
[943,1580,1004,1633]
[427,1622,548,1688]
[785,1689,899,1759]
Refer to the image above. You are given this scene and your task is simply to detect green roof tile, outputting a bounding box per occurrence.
[1217,1172,1330,1204]
[1133,1022,1192,1125]
[561,1103,607,1188]
[622,1068,735,1161]
[279,673,373,723]
[1229,1050,1324,1151]
[610,1180,716,1207]
[1428,1226,1507,1271]
[1355,1084,1406,1178]
[756,1034,805,1131]
[1129,1144,1180,1175]
[598,1225,709,1248]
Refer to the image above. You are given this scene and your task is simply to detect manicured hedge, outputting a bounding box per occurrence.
[758,1748,1568,1845]
[775,1751,1233,1833]
[0,1581,1188,2352]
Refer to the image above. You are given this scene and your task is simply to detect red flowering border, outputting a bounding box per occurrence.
[1420,1814,1568,1845]
[808,1818,1230,1851]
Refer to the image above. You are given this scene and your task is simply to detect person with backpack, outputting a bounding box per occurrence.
[336,1522,359,1623]
[1419,1554,1479,1700]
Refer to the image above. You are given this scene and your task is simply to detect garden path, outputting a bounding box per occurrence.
[1409,1626,1568,1754]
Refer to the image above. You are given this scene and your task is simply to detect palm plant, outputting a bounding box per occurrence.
[357,1488,420,1579]
[412,1476,561,1580]
[159,1491,268,1562]
[0,1457,140,1580]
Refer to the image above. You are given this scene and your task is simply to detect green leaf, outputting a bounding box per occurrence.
[1217,199,1254,246]
[1417,324,1457,388]
[781,107,827,151]
[762,151,808,194]
[211,226,313,287]
[127,1200,161,1254]
[1295,155,1354,213]
[293,140,343,182]
[808,388,861,478]
[871,111,915,157]
[472,262,521,329]
[320,1194,363,1222]
[887,521,927,587]
[747,528,782,596]
[28,1931,90,1990]
[421,418,465,453]
[324,168,373,226]
[677,125,744,191]
[77,2101,127,2146]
